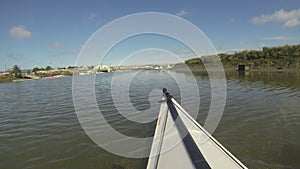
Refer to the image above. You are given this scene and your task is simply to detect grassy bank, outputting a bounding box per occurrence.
[181,44,300,70]
[0,77,17,83]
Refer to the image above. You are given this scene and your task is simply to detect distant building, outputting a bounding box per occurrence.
[0,72,10,78]
[95,65,111,72]
[167,64,174,69]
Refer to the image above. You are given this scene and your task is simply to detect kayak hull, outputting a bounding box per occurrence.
[146,90,247,169]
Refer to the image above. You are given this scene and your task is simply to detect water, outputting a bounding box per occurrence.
[0,70,299,169]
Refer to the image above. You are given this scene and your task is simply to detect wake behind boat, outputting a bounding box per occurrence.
[146,88,247,169]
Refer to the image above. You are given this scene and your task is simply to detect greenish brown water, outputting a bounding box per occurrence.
[0,70,299,169]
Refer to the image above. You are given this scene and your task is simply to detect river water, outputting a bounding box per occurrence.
[0,70,299,169]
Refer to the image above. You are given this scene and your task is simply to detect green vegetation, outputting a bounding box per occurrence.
[0,65,20,83]
[45,65,52,71]
[32,66,50,73]
[59,71,73,76]
[12,65,21,77]
[31,66,73,77]
[184,44,300,69]
[0,76,16,83]
[0,65,73,83]
[67,66,77,69]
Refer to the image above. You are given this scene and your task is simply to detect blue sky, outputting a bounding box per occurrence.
[1,0,300,70]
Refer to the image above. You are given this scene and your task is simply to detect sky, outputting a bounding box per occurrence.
[1,0,300,70]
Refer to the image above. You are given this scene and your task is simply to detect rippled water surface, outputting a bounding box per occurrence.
[0,70,299,169]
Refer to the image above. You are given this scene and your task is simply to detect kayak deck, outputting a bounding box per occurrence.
[146,89,247,169]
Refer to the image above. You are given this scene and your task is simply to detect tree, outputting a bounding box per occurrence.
[32,67,39,73]
[12,65,21,77]
[87,66,94,70]
[45,65,52,71]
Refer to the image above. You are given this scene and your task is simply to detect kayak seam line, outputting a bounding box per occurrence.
[153,101,168,169]
[167,99,211,169]
[172,99,247,169]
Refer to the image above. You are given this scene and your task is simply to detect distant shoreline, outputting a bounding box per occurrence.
[171,65,300,73]
[1,66,299,84]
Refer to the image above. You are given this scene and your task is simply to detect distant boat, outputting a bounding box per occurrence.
[167,64,174,69]
[146,89,247,169]
[154,66,161,70]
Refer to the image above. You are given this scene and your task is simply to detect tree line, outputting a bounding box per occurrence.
[185,44,300,69]
[3,65,52,78]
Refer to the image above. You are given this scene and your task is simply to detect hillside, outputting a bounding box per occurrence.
[184,44,300,69]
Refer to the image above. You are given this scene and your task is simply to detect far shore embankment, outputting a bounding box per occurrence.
[172,65,300,73]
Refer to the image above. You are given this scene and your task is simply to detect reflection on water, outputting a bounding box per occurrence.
[0,70,299,169]
[226,70,300,90]
[214,70,300,169]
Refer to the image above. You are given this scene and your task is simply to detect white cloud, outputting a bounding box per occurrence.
[80,44,93,51]
[251,8,300,28]
[52,42,63,48]
[87,13,96,20]
[52,50,78,57]
[227,18,236,24]
[6,53,22,60]
[262,36,294,41]
[176,9,187,17]
[283,18,300,28]
[218,48,248,54]
[260,43,266,48]
[9,25,32,39]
